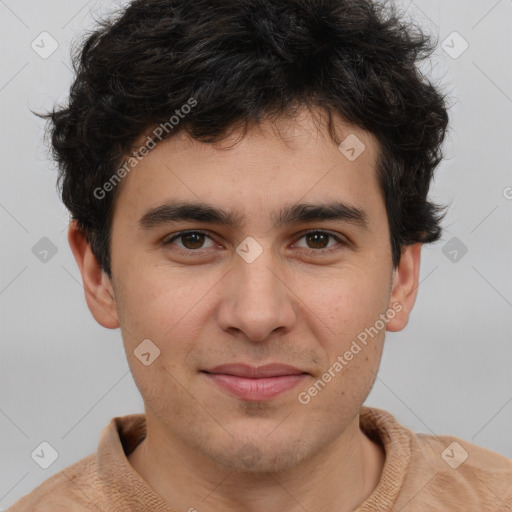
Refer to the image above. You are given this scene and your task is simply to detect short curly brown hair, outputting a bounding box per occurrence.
[42,0,449,277]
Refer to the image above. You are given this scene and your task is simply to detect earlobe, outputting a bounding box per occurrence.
[386,243,422,332]
[67,221,120,329]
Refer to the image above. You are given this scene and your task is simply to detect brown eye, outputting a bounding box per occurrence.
[294,231,345,253]
[164,231,215,251]
[305,232,330,249]
[180,232,206,249]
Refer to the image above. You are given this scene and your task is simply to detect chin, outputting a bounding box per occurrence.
[203,433,311,474]
[218,448,305,474]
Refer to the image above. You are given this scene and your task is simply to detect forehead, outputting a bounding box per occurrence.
[112,108,384,229]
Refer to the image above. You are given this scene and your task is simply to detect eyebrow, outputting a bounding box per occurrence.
[138,200,369,231]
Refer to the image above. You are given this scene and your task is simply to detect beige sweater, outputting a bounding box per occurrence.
[8,407,512,511]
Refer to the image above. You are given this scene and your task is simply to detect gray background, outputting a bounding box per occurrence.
[1,0,511,508]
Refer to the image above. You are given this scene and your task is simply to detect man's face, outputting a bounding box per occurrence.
[103,109,401,472]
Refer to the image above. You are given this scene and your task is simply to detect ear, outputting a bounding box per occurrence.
[386,243,422,332]
[67,220,120,329]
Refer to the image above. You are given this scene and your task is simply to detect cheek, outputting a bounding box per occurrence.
[113,262,223,400]
[303,271,390,348]
[114,259,206,345]
[296,328,385,414]
[293,269,389,402]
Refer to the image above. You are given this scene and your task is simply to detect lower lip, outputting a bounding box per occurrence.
[204,373,307,401]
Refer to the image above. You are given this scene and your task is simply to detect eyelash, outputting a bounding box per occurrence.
[163,230,347,256]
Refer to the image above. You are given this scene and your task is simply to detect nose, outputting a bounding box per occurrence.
[216,247,297,343]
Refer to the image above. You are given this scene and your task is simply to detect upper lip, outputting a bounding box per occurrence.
[203,363,307,378]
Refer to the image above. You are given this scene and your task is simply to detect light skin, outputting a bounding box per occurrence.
[69,107,421,512]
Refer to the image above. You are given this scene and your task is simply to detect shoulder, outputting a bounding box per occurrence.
[406,432,512,510]
[360,407,512,511]
[416,431,512,476]
[7,453,101,512]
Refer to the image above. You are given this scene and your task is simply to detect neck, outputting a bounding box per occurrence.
[128,410,385,512]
